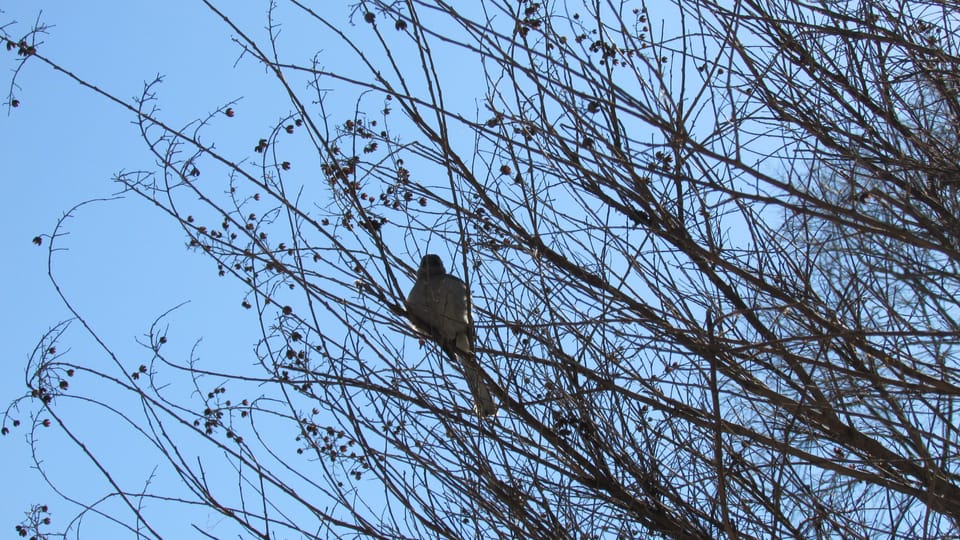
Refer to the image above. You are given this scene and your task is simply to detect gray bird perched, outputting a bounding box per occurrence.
[406,254,498,417]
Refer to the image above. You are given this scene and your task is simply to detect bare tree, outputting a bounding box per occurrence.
[5,0,960,537]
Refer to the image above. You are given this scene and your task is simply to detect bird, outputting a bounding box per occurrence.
[406,254,498,417]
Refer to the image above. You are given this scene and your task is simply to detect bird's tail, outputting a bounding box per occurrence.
[453,335,498,417]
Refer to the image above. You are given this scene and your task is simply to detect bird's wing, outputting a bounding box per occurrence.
[436,276,497,416]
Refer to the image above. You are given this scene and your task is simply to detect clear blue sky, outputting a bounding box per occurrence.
[9,2,636,535]
[3,3,658,535]
[1,2,335,534]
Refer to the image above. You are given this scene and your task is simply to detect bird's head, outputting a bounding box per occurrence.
[417,254,446,279]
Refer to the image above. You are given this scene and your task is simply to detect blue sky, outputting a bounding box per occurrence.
[2,3,681,535]
[3,2,954,537]
[2,0,918,537]
[5,2,756,536]
[2,1,500,533]
[1,2,312,533]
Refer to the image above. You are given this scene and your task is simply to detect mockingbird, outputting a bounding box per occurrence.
[406,254,498,417]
